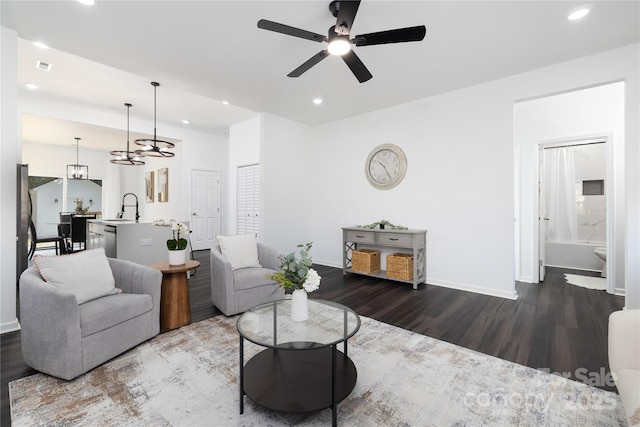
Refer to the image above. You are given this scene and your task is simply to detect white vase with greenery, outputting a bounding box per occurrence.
[267,242,321,322]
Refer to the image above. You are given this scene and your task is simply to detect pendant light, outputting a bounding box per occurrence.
[134,81,175,158]
[110,103,145,165]
[67,137,88,179]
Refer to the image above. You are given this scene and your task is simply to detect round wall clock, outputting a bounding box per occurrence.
[365,144,407,190]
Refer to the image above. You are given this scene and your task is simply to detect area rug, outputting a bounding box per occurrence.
[565,273,607,290]
[10,315,625,426]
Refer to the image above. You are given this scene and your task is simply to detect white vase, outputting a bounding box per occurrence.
[290,289,308,322]
[168,249,187,266]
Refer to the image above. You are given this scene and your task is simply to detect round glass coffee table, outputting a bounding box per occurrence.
[237,298,360,426]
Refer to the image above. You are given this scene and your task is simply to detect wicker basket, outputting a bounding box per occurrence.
[352,249,381,273]
[386,253,413,281]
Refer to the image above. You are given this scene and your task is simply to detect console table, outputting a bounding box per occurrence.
[342,226,427,289]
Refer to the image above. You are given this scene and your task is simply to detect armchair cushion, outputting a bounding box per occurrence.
[234,267,281,291]
[216,234,261,270]
[33,248,118,304]
[79,293,153,337]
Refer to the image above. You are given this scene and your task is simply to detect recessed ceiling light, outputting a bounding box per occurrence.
[222,100,229,105]
[33,41,49,49]
[568,7,590,21]
[25,83,39,90]
[313,98,323,105]
[77,0,95,5]
[181,119,190,125]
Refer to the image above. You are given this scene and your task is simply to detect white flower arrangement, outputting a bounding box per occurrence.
[267,242,321,293]
[302,268,321,292]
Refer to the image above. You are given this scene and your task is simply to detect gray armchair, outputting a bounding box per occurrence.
[19,258,162,380]
[210,242,285,316]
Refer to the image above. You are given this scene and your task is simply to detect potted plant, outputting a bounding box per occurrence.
[167,221,188,265]
[267,242,321,321]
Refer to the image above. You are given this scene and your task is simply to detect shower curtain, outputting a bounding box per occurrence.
[543,146,577,242]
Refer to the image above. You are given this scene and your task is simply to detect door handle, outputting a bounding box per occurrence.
[192,212,197,216]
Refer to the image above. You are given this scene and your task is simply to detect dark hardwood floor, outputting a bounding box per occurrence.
[1,250,624,425]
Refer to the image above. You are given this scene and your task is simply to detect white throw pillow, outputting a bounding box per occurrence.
[216,234,262,270]
[34,248,118,304]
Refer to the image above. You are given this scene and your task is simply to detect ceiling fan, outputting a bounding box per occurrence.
[257,0,426,83]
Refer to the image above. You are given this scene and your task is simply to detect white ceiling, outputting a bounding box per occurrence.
[2,1,639,151]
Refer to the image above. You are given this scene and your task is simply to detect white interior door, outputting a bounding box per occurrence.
[237,164,260,240]
[190,169,220,250]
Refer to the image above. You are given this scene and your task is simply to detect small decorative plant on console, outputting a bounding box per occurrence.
[167,221,188,251]
[267,242,321,292]
[359,219,408,230]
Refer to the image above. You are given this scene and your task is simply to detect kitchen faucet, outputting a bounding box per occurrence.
[119,193,139,221]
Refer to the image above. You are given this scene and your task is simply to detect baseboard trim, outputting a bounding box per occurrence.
[545,264,602,273]
[1,319,21,334]
[315,261,519,301]
[428,279,519,301]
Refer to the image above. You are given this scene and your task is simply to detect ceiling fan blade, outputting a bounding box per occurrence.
[258,19,326,43]
[354,25,426,47]
[335,0,361,36]
[341,50,372,83]
[288,51,330,78]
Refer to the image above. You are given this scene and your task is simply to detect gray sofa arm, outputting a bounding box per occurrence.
[19,267,83,380]
[108,258,162,335]
[258,242,281,271]
[210,246,236,315]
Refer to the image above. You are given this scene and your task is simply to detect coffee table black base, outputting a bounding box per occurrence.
[243,346,357,414]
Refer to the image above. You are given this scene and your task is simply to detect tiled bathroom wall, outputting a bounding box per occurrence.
[574,143,606,243]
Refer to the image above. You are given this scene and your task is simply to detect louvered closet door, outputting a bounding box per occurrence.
[237,164,260,240]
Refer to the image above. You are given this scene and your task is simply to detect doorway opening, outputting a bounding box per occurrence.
[514,80,625,295]
[538,138,608,290]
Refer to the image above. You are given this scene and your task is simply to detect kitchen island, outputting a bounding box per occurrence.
[87,220,187,266]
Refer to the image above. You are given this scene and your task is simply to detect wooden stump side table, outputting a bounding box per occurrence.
[150,260,200,331]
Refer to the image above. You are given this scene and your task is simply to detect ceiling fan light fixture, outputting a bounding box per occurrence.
[134,82,175,158]
[327,38,351,56]
[111,102,145,165]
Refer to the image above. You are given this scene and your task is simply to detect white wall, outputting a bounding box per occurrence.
[309,82,517,299]
[514,82,625,292]
[261,113,314,254]
[227,116,261,235]
[1,27,20,333]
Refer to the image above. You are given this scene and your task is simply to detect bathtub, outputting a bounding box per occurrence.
[545,241,605,272]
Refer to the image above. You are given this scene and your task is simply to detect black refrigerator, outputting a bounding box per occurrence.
[17,164,30,279]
